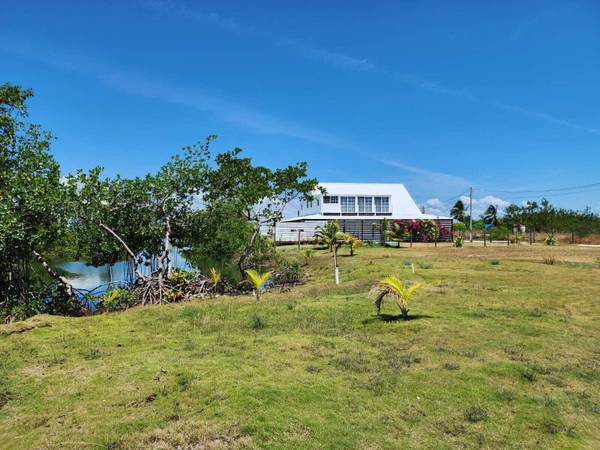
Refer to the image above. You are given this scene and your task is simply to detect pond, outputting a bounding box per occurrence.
[54,248,192,293]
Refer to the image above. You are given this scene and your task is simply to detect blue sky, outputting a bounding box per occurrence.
[2,0,599,216]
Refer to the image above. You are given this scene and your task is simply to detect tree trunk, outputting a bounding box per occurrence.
[164,215,173,276]
[238,221,261,275]
[31,249,74,297]
[99,222,143,279]
[400,306,409,320]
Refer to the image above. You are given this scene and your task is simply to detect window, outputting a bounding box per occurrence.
[374,196,390,213]
[357,196,372,213]
[323,195,338,204]
[307,200,313,208]
[340,196,356,213]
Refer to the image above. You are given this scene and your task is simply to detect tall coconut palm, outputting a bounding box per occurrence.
[483,204,498,226]
[450,200,466,223]
[245,269,271,301]
[370,276,424,320]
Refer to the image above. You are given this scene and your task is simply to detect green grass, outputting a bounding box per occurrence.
[1,244,600,449]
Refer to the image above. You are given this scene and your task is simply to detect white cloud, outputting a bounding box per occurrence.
[145,0,600,137]
[423,194,513,218]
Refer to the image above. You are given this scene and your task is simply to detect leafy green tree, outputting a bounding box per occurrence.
[186,202,253,262]
[67,139,212,301]
[203,148,318,273]
[0,83,75,319]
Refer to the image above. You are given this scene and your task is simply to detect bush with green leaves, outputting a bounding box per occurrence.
[453,235,464,247]
[97,288,137,312]
[544,233,556,246]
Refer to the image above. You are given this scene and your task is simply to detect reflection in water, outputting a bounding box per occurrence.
[55,248,192,291]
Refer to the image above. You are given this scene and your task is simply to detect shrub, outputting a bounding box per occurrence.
[543,256,556,265]
[417,261,432,269]
[302,249,314,262]
[544,233,556,246]
[490,259,501,265]
[496,390,516,401]
[250,313,266,329]
[522,367,537,382]
[97,288,137,312]
[453,235,464,247]
[464,405,488,422]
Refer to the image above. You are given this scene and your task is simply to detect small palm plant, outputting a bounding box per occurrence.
[208,267,221,293]
[370,276,424,320]
[314,221,340,251]
[302,249,314,264]
[339,232,363,256]
[245,269,271,301]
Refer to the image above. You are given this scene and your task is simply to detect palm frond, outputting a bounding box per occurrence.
[208,267,221,285]
[245,269,271,291]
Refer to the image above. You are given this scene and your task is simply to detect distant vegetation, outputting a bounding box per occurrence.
[451,199,600,242]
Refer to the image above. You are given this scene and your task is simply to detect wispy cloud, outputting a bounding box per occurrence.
[144,0,374,72]
[277,37,375,72]
[145,1,600,137]
[1,38,351,149]
[489,101,600,136]
[511,3,581,42]
[382,159,471,191]
[397,74,472,99]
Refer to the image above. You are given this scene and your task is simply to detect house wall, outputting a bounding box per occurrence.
[275,220,327,243]
[274,218,454,243]
[299,183,423,219]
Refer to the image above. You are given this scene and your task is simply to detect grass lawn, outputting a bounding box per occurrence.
[1,244,600,449]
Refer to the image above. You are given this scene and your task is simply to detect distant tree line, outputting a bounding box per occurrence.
[450,198,600,240]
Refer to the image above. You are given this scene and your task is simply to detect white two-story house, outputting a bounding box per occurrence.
[274,182,452,243]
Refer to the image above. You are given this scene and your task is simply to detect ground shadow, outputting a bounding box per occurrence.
[362,313,433,324]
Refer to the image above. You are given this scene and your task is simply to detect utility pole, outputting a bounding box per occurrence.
[469,187,473,243]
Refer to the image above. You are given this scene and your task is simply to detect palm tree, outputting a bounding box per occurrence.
[208,267,221,294]
[450,200,466,223]
[314,221,340,251]
[370,276,425,320]
[371,276,425,320]
[483,205,498,226]
[338,232,363,256]
[245,269,271,301]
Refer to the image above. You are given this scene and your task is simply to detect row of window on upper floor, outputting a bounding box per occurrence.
[323,195,390,213]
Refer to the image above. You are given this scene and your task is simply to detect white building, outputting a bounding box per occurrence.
[274,182,452,243]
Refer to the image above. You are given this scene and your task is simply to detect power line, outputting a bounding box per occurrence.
[480,180,600,195]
